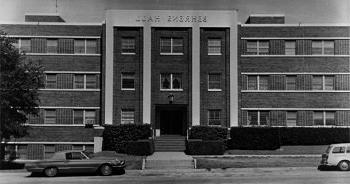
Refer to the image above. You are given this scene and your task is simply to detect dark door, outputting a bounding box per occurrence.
[160,109,184,135]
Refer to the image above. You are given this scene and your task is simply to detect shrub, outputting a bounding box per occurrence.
[0,161,24,170]
[126,139,154,156]
[102,124,152,153]
[186,140,225,155]
[189,126,228,140]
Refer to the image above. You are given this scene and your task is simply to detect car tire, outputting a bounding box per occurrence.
[99,164,113,176]
[338,161,350,171]
[44,167,58,177]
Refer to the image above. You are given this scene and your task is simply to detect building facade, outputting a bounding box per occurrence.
[1,11,350,160]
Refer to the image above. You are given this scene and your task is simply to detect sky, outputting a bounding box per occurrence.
[0,0,349,24]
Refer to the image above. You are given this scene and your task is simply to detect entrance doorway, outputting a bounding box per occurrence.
[155,105,187,135]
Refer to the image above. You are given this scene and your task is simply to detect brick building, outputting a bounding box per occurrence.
[2,11,350,159]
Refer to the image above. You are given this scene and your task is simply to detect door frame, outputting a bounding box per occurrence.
[155,104,188,136]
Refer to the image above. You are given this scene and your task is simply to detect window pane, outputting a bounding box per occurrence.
[46,74,57,89]
[312,41,322,55]
[20,39,31,53]
[17,145,27,159]
[247,75,258,90]
[246,41,257,55]
[325,111,335,125]
[313,111,324,125]
[44,145,55,159]
[286,75,297,90]
[73,110,84,124]
[285,41,295,55]
[286,111,297,126]
[208,39,221,55]
[160,38,171,53]
[121,73,135,89]
[208,110,221,126]
[172,74,182,89]
[208,74,221,90]
[172,38,183,53]
[47,39,58,53]
[258,41,269,55]
[312,76,323,90]
[45,110,56,124]
[325,76,334,90]
[86,75,97,89]
[259,111,269,125]
[332,147,345,154]
[121,109,135,124]
[85,110,96,124]
[74,75,84,89]
[86,40,97,54]
[248,111,258,125]
[121,38,135,53]
[160,74,171,89]
[74,39,85,54]
[259,76,269,90]
[324,41,334,55]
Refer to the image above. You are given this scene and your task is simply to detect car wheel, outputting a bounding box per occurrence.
[338,161,350,171]
[44,167,58,177]
[99,164,112,176]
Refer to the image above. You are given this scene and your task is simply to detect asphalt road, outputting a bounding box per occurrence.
[1,167,350,184]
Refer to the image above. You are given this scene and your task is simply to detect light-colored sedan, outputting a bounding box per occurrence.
[25,150,125,177]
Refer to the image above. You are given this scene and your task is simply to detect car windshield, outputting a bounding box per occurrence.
[325,145,332,154]
[82,150,94,158]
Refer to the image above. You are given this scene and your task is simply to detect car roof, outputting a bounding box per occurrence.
[330,143,350,147]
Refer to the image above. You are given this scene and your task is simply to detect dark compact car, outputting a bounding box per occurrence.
[25,150,125,177]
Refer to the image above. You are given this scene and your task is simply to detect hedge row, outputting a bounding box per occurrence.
[186,140,226,155]
[102,124,152,153]
[189,126,228,140]
[229,127,350,150]
[126,139,154,156]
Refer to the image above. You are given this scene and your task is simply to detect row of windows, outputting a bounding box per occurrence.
[121,37,222,55]
[245,40,344,55]
[45,74,99,89]
[247,110,336,126]
[245,75,335,90]
[43,109,97,124]
[121,73,223,91]
[12,38,99,54]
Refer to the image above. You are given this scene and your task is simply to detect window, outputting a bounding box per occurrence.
[285,41,295,55]
[208,110,221,126]
[85,75,97,89]
[259,111,269,125]
[73,110,96,124]
[47,39,58,53]
[160,37,183,55]
[325,111,335,125]
[247,75,258,90]
[45,74,57,89]
[121,38,136,54]
[332,147,346,154]
[66,152,86,160]
[44,145,55,159]
[324,76,334,90]
[44,109,56,124]
[259,76,269,90]
[121,109,135,124]
[20,39,31,53]
[258,41,269,55]
[160,73,182,90]
[312,40,334,55]
[208,73,221,91]
[17,145,27,159]
[286,75,297,90]
[312,76,323,90]
[246,41,258,55]
[286,111,297,126]
[74,39,85,54]
[121,73,135,90]
[246,40,269,55]
[247,111,258,125]
[313,111,324,125]
[86,39,97,54]
[208,39,221,55]
[74,75,85,89]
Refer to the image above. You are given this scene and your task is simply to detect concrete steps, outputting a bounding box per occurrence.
[154,135,186,152]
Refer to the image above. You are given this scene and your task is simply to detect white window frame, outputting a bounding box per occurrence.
[285,75,297,90]
[121,109,135,124]
[47,39,58,53]
[312,75,334,90]
[285,41,296,55]
[208,109,221,126]
[121,73,135,90]
[45,74,57,89]
[74,74,98,90]
[73,109,96,125]
[286,111,297,126]
[247,75,268,90]
[160,37,184,55]
[247,111,269,126]
[312,40,335,55]
[313,111,335,126]
[44,109,56,124]
[208,73,222,91]
[207,38,222,55]
[160,73,183,91]
[121,37,136,55]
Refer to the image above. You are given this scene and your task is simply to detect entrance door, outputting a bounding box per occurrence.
[156,105,187,135]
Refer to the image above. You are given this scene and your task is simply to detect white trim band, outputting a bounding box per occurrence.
[7,35,101,39]
[241,55,350,57]
[24,124,102,127]
[242,72,350,75]
[26,53,101,56]
[242,108,350,111]
[39,106,100,109]
[241,23,350,27]
[2,141,94,145]
[242,37,350,40]
[39,89,100,92]
[242,90,350,93]
[44,71,101,74]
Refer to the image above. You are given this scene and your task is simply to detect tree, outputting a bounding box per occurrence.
[0,31,44,160]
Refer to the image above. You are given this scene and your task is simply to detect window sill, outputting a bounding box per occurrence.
[39,89,100,91]
[160,89,183,92]
[208,89,222,92]
[121,88,136,91]
[121,52,136,55]
[208,53,222,56]
[241,54,348,57]
[241,90,347,93]
[160,53,184,56]
[25,124,101,127]
[25,53,101,56]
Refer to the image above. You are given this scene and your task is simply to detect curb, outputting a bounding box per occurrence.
[192,154,320,158]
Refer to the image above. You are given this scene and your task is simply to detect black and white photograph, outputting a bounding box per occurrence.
[0,0,350,183]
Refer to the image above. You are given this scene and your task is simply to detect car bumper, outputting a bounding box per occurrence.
[112,160,126,169]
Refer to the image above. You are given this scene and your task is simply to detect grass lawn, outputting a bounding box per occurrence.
[225,145,328,155]
[195,156,321,169]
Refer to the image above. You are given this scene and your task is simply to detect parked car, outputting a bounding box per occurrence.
[318,143,350,171]
[25,150,125,177]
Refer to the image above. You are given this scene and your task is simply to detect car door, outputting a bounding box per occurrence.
[65,152,96,173]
